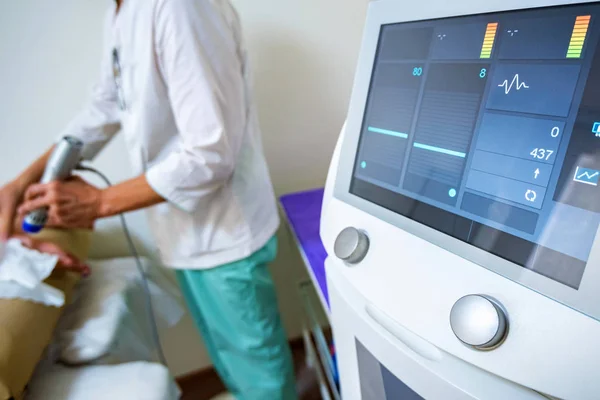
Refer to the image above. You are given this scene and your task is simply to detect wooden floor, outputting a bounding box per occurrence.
[177,339,323,400]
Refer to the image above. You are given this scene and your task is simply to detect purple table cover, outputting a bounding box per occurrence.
[280,188,329,307]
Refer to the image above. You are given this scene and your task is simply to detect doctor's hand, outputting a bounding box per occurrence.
[17,176,102,230]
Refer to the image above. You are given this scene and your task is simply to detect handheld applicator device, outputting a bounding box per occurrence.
[22,136,84,234]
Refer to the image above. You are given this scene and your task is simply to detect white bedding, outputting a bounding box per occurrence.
[25,362,180,400]
[53,257,185,365]
[24,257,185,400]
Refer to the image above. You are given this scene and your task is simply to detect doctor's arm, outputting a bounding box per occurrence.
[143,0,241,213]
[16,174,164,229]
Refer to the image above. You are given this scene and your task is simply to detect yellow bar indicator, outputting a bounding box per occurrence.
[567,15,591,58]
[480,22,498,59]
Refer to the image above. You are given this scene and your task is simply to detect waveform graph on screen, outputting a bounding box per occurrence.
[567,15,591,58]
[498,74,529,94]
[480,22,498,59]
[486,63,581,117]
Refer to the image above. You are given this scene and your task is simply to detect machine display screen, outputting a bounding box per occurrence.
[351,3,600,289]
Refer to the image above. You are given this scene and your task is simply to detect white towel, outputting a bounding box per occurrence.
[0,238,64,307]
[26,362,181,400]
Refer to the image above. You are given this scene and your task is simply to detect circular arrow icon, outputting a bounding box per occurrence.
[525,189,537,202]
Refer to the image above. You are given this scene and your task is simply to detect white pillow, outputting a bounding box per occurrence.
[53,257,184,365]
[26,362,180,400]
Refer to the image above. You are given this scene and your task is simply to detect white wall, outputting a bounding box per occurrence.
[0,0,368,376]
[231,0,368,193]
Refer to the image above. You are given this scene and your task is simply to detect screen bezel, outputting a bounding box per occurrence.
[334,0,600,321]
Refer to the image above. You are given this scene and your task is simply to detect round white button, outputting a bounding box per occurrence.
[450,295,508,350]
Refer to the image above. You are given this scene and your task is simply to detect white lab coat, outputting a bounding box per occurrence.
[61,0,279,269]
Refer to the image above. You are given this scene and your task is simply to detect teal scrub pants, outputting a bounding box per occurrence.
[175,236,297,400]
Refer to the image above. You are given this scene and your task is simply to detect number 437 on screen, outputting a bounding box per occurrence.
[530,148,554,161]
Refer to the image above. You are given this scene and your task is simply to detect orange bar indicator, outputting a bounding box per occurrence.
[567,15,591,58]
[480,22,498,59]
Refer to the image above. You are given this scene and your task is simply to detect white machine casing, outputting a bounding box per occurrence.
[320,1,600,399]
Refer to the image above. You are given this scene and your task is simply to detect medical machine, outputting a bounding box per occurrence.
[23,136,84,233]
[320,1,600,399]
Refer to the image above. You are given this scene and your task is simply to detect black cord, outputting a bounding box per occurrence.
[75,164,169,367]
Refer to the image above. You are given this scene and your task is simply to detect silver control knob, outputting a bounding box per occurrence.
[334,227,369,264]
[450,295,508,350]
